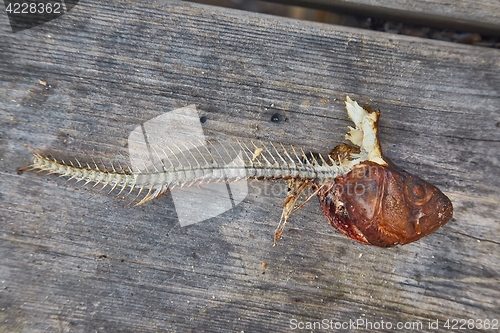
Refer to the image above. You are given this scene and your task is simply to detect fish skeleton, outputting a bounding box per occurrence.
[22,97,453,247]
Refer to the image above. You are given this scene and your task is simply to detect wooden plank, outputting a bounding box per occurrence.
[265,0,500,34]
[1,0,499,332]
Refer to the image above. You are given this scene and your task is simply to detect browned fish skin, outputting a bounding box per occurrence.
[317,159,453,247]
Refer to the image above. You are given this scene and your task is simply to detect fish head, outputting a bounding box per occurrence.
[318,160,453,247]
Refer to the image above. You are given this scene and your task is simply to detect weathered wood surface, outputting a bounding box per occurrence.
[267,0,500,34]
[1,0,499,332]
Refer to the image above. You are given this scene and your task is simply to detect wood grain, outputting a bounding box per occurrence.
[267,0,500,34]
[0,0,499,332]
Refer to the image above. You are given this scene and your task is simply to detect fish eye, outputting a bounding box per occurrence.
[410,182,426,200]
[404,177,430,205]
